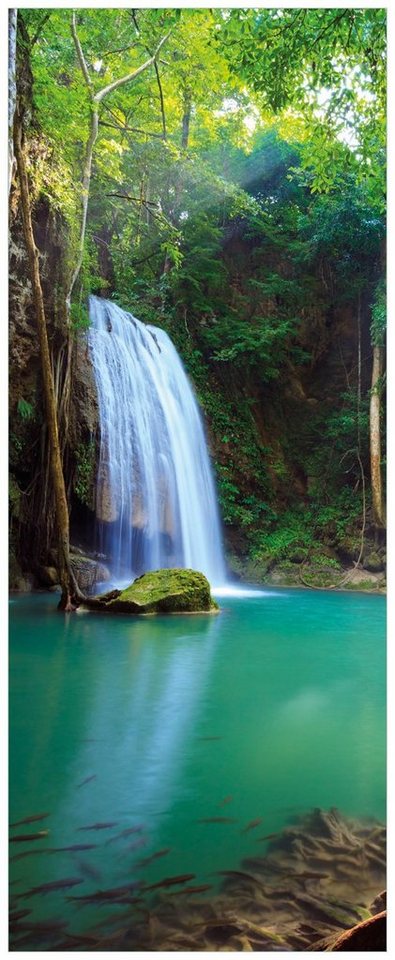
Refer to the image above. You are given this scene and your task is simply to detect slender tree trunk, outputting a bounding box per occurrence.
[181,94,191,150]
[162,91,191,276]
[14,116,83,610]
[8,9,18,192]
[370,343,384,527]
[69,15,170,305]
[66,104,99,309]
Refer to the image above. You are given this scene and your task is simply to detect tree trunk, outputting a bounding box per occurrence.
[8,9,18,192]
[66,104,99,309]
[162,91,191,276]
[13,116,83,610]
[69,15,170,305]
[181,94,191,150]
[370,343,384,527]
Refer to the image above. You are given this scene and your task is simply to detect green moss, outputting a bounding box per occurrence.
[299,570,343,588]
[343,579,380,592]
[85,568,219,615]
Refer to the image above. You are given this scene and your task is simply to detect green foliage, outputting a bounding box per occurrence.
[251,509,314,564]
[215,8,386,206]
[74,440,96,506]
[18,8,386,573]
[70,303,90,332]
[17,398,34,420]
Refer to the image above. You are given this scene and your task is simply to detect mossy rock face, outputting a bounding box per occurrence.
[363,551,385,573]
[84,568,219,615]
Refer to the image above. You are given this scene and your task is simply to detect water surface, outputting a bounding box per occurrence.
[9,587,385,936]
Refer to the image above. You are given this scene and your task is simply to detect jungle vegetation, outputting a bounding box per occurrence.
[9,8,386,604]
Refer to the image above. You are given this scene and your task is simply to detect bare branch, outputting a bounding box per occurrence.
[94,32,171,103]
[100,42,139,59]
[99,118,164,139]
[154,60,167,140]
[71,11,93,93]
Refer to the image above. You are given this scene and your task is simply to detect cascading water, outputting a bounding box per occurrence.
[88,296,226,586]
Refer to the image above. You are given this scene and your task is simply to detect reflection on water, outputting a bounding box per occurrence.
[65,615,219,833]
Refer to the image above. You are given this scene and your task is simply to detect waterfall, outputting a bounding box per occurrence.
[88,296,226,587]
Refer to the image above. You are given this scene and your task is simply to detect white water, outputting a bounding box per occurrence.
[88,297,226,586]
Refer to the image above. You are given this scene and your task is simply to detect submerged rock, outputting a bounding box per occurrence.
[82,568,219,615]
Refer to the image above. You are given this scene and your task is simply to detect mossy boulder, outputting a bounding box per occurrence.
[82,568,219,615]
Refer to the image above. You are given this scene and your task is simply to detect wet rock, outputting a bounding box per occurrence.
[70,552,110,592]
[70,335,99,440]
[11,575,35,593]
[82,568,219,614]
[36,565,59,587]
[369,889,386,915]
[330,910,386,951]
[342,568,384,591]
[336,537,360,564]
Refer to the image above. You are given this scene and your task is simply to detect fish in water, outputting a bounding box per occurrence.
[10,848,54,861]
[124,837,148,853]
[21,877,83,898]
[9,909,32,921]
[52,843,98,852]
[10,830,50,843]
[242,818,263,832]
[10,813,50,828]
[145,873,196,891]
[197,817,237,824]
[197,736,223,741]
[105,825,145,845]
[75,858,102,883]
[77,821,118,831]
[257,832,281,842]
[67,881,142,903]
[219,795,233,807]
[10,919,69,934]
[167,884,213,897]
[77,774,97,788]
[215,869,263,885]
[136,847,171,868]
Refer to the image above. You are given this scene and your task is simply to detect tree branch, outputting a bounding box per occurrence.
[100,42,139,59]
[99,118,164,139]
[68,18,171,307]
[154,60,167,140]
[71,11,93,94]
[30,12,52,48]
[94,32,171,103]
[311,10,349,48]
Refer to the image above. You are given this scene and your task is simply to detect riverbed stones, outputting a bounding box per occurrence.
[83,568,219,614]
